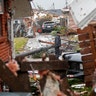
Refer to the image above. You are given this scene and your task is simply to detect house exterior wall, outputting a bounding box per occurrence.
[0,0,11,62]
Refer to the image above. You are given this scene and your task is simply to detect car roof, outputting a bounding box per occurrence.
[43,21,55,23]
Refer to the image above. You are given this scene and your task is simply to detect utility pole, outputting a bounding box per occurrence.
[65,0,69,34]
[49,3,55,10]
[30,0,36,37]
[65,0,68,27]
[65,0,68,9]
[53,3,55,9]
[8,8,15,59]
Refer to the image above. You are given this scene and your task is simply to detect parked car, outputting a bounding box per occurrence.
[42,21,56,33]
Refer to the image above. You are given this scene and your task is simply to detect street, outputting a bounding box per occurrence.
[24,33,55,52]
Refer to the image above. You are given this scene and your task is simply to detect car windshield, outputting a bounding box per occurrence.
[44,22,55,24]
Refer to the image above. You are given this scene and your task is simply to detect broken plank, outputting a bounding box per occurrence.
[77,25,91,34]
[84,75,93,86]
[79,41,90,48]
[78,33,90,41]
[84,67,95,76]
[0,59,30,92]
[20,60,69,71]
[80,47,92,54]
[83,61,95,69]
[82,54,94,62]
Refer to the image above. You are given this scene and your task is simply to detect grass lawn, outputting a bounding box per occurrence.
[14,37,28,53]
[68,78,92,96]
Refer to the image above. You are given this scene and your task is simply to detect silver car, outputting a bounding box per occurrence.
[42,21,56,33]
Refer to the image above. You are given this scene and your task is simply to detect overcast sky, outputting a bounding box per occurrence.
[31,0,73,10]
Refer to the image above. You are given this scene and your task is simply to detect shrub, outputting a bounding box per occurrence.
[53,26,66,35]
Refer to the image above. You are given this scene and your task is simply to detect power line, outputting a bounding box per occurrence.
[65,0,68,8]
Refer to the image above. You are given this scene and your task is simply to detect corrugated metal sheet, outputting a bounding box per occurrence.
[70,0,96,29]
[11,0,32,19]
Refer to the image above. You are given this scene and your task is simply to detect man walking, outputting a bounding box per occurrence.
[54,32,61,59]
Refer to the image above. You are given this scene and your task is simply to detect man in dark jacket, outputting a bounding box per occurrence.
[55,32,61,59]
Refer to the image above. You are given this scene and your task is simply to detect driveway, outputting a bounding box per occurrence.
[24,33,55,51]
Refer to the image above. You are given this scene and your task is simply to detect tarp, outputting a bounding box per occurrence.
[70,0,96,29]
[11,0,32,19]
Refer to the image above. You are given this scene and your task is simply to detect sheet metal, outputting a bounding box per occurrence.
[70,0,96,29]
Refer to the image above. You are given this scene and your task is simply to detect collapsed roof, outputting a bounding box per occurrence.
[69,0,96,29]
